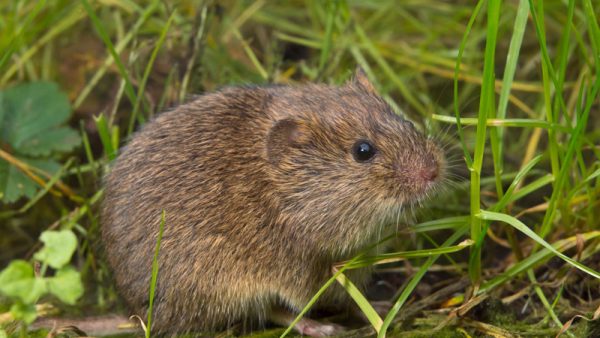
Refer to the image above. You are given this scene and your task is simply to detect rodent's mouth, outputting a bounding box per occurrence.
[412,179,442,204]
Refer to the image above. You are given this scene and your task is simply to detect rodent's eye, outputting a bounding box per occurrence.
[352,140,376,162]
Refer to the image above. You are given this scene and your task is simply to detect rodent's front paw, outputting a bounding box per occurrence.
[296,318,345,337]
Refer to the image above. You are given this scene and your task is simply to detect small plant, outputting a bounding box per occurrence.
[0,81,81,203]
[0,229,83,327]
[1,1,599,337]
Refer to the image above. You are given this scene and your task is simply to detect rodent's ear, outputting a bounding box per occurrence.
[349,67,377,94]
[266,118,309,165]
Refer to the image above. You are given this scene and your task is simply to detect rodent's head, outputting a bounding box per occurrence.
[265,69,445,254]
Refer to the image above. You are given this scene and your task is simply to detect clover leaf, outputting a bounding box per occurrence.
[0,81,81,203]
[47,266,84,305]
[0,230,83,324]
[33,229,78,269]
[0,260,47,304]
[10,302,38,324]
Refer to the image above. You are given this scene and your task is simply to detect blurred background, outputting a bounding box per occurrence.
[1,0,599,337]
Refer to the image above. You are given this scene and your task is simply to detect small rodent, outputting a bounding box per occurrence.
[101,69,445,336]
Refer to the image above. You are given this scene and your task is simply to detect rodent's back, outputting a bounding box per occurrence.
[102,87,283,329]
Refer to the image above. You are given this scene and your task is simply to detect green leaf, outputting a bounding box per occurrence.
[47,266,83,305]
[0,157,61,203]
[10,302,38,324]
[0,82,72,151]
[33,230,78,269]
[17,127,81,157]
[0,159,35,203]
[0,260,47,303]
[0,81,80,203]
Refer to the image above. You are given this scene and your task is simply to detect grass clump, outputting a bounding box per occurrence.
[0,1,599,337]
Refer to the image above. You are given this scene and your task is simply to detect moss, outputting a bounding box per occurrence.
[585,317,600,338]
[388,327,466,338]
[470,298,517,327]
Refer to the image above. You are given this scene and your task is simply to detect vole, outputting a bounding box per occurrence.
[101,69,445,336]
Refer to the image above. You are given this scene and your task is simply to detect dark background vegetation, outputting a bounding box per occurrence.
[1,0,599,337]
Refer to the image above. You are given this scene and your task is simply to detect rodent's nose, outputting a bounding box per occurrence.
[419,165,438,182]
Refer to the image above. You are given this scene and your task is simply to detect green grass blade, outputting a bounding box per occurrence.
[336,240,473,334]
[411,215,470,232]
[336,272,383,333]
[94,114,117,161]
[179,5,209,103]
[146,210,166,338]
[552,0,575,131]
[317,0,339,76]
[1,2,86,85]
[232,27,268,80]
[80,0,138,107]
[354,23,428,117]
[479,211,600,279]
[469,0,501,285]
[507,174,554,204]
[479,231,600,293]
[74,1,160,109]
[79,122,96,179]
[453,0,485,168]
[537,74,600,241]
[492,0,529,201]
[0,0,47,73]
[281,230,473,337]
[127,12,175,135]
[18,158,74,214]
[432,114,571,132]
[279,254,363,337]
[576,167,600,188]
[345,240,473,269]
[583,0,600,79]
[492,155,543,212]
[377,225,469,338]
[529,0,561,182]
[527,0,570,119]
[496,0,529,121]
[527,269,568,333]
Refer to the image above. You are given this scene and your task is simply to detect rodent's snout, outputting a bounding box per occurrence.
[393,139,445,199]
[394,153,441,187]
[418,161,439,183]
[412,154,441,188]
[423,139,445,184]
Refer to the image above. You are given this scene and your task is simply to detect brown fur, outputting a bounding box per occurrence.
[101,70,445,334]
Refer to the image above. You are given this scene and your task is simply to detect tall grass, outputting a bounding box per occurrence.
[1,1,599,337]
